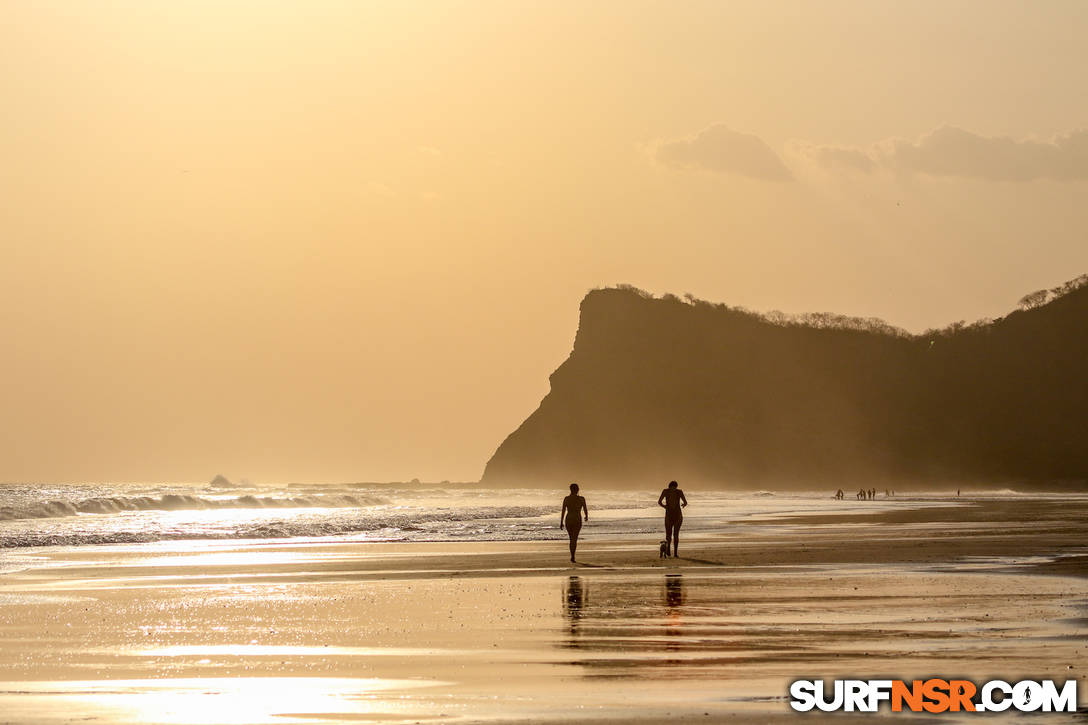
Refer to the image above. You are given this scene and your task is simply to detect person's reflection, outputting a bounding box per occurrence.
[663,574,685,650]
[664,574,685,609]
[564,575,587,639]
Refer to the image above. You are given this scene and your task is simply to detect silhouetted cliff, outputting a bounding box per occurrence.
[482,276,1088,488]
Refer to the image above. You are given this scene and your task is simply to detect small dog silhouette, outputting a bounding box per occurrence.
[659,540,669,558]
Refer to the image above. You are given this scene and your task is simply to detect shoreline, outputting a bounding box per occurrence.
[0,498,1085,723]
[8,495,1085,579]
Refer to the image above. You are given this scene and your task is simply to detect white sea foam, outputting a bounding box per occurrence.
[0,493,387,521]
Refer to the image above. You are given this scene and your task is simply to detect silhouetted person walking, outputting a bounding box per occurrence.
[657,480,687,558]
[560,483,589,563]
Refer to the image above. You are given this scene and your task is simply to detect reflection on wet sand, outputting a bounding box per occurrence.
[0,559,1082,724]
[556,571,823,678]
[554,570,1085,685]
[664,574,684,609]
[563,574,691,658]
[663,575,685,649]
[564,575,587,635]
[564,574,691,644]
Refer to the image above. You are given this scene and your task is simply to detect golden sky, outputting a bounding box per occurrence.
[2,1,1087,483]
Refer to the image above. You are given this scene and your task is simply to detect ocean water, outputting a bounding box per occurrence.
[0,480,1047,550]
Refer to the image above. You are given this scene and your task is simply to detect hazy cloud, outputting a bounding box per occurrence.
[808,145,877,173]
[801,126,1088,181]
[655,124,793,181]
[787,141,877,174]
[888,126,1088,181]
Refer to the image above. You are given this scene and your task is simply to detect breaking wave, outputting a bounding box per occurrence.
[0,504,553,549]
[0,493,387,522]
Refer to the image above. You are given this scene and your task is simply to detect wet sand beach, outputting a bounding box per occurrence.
[0,497,1085,723]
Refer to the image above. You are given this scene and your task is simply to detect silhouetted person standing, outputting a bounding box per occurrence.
[560,483,589,563]
[657,480,687,558]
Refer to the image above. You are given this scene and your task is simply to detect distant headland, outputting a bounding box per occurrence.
[482,275,1088,489]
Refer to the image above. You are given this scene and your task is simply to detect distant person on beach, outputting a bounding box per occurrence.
[657,481,688,558]
[560,483,589,563]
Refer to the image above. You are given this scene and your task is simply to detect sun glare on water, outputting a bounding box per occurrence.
[0,677,445,724]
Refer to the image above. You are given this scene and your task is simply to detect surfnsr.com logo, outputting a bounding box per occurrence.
[789,679,1078,713]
